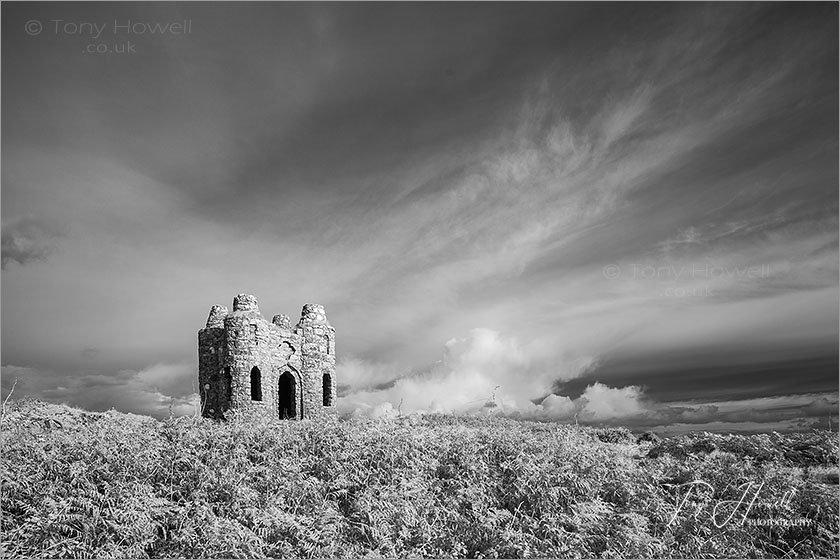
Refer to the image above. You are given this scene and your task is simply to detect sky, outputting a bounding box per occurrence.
[2,2,838,433]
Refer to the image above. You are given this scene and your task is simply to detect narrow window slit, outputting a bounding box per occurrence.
[250,366,262,401]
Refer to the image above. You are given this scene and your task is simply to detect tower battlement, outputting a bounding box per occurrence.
[198,294,336,420]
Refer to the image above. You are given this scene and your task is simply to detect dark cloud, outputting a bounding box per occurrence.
[1,216,60,269]
[81,347,100,359]
[556,346,839,403]
[526,388,839,433]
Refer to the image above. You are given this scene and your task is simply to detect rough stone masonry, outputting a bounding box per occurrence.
[198,294,336,420]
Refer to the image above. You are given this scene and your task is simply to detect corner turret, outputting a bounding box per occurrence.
[295,303,337,409]
[232,293,259,312]
[272,314,292,330]
[206,305,229,328]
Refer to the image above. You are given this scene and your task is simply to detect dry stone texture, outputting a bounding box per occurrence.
[198,294,336,420]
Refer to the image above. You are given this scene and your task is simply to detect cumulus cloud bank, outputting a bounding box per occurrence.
[339,328,543,416]
[338,328,641,422]
[337,327,837,433]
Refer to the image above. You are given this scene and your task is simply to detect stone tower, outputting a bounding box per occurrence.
[198,294,336,420]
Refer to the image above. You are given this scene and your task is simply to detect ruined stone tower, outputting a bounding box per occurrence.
[198,294,336,420]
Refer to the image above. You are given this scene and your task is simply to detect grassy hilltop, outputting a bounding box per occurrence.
[1,398,838,558]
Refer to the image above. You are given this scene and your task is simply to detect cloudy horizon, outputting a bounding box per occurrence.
[2,2,838,433]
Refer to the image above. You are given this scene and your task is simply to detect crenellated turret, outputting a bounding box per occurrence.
[296,303,336,355]
[198,304,230,418]
[272,314,292,330]
[206,305,229,328]
[295,303,337,410]
[223,295,264,411]
[232,293,259,313]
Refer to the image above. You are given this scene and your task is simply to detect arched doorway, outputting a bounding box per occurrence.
[278,371,297,419]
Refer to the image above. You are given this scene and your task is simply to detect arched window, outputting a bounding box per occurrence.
[250,366,262,401]
[323,373,333,406]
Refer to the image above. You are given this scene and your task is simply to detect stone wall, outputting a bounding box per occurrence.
[198,294,337,421]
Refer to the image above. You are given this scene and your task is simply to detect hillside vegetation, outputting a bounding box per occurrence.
[1,398,838,558]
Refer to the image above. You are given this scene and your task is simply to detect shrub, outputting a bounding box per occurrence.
[1,400,837,558]
[593,427,635,444]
